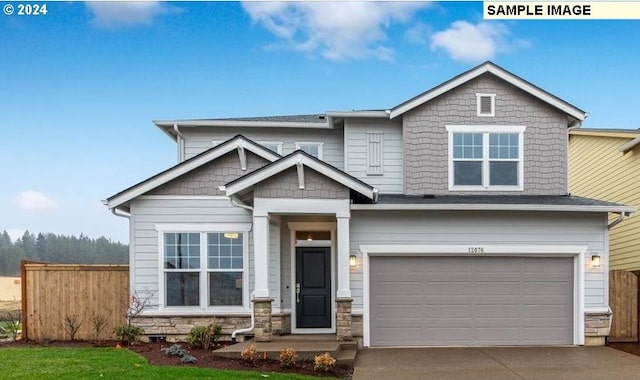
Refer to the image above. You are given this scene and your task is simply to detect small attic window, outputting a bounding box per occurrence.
[476,93,496,117]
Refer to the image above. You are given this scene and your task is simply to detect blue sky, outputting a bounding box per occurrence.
[1,1,639,244]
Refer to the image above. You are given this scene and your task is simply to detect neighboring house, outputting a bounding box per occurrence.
[106,62,633,347]
[569,129,640,270]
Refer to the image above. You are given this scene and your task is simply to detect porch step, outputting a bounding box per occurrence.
[213,335,358,368]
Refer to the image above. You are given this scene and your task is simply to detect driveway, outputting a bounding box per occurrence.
[353,346,640,380]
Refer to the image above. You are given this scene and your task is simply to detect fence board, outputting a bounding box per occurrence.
[609,269,638,342]
[22,261,129,341]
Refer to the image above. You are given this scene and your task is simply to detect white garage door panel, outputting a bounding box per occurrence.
[370,256,574,346]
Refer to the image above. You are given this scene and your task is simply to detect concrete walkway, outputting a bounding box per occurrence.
[353,346,640,380]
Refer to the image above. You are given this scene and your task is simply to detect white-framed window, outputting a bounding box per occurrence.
[258,141,283,154]
[156,224,251,311]
[295,142,324,159]
[447,125,525,191]
[366,132,384,175]
[476,93,496,117]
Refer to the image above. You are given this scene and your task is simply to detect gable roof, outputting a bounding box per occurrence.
[222,151,378,201]
[106,135,281,210]
[389,61,587,121]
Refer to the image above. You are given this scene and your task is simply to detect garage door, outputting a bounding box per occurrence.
[370,256,574,346]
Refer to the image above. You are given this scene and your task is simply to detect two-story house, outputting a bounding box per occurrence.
[106,62,633,347]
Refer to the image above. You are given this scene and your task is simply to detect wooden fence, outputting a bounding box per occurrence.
[21,261,129,341]
[609,269,639,342]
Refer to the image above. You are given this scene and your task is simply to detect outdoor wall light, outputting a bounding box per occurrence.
[349,255,357,268]
[591,255,601,268]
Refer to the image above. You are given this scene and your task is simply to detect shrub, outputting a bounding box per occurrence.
[63,314,83,341]
[181,354,197,363]
[278,347,298,368]
[314,352,336,373]
[114,324,144,346]
[187,324,222,350]
[240,343,258,365]
[89,313,107,342]
[161,344,188,357]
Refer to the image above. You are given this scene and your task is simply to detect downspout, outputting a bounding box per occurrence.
[228,194,255,342]
[608,212,628,230]
[173,124,185,162]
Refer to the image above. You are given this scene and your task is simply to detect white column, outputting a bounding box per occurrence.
[253,215,270,298]
[336,216,351,299]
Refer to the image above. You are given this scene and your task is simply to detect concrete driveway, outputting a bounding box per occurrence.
[353,346,640,380]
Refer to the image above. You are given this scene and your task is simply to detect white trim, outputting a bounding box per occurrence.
[295,141,324,160]
[224,153,376,201]
[107,136,280,209]
[138,195,230,200]
[258,141,284,155]
[155,119,332,129]
[256,198,351,218]
[326,110,389,118]
[141,309,252,317]
[350,203,635,213]
[155,224,251,312]
[289,222,337,334]
[359,244,587,347]
[389,62,586,121]
[296,160,305,189]
[476,93,496,117]
[253,215,270,298]
[447,125,526,191]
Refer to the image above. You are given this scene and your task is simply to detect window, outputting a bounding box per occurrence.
[258,141,283,154]
[447,125,525,191]
[295,142,323,159]
[476,93,496,117]
[158,225,249,310]
[366,132,384,175]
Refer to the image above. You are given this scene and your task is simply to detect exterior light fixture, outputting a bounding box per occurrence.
[224,232,239,239]
[349,255,357,268]
[307,232,313,242]
[591,255,601,268]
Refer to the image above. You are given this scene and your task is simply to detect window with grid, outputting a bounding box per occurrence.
[295,142,323,159]
[207,232,243,306]
[164,233,201,307]
[448,126,524,190]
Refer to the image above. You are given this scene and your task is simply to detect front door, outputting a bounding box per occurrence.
[295,247,331,328]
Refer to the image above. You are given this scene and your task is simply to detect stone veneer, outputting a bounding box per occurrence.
[336,298,353,341]
[585,311,612,346]
[132,315,252,343]
[253,298,273,342]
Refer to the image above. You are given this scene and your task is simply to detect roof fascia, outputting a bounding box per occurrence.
[224,153,375,199]
[390,62,586,121]
[325,110,390,118]
[570,129,640,139]
[106,136,280,209]
[154,120,332,129]
[350,203,636,213]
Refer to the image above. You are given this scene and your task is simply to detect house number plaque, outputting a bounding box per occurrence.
[468,247,485,254]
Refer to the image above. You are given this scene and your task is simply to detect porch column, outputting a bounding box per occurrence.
[253,215,270,298]
[336,216,351,299]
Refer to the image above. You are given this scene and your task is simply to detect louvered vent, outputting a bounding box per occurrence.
[477,93,495,116]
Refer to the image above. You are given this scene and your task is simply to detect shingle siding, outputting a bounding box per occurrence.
[403,73,568,196]
[149,151,269,196]
[254,167,349,199]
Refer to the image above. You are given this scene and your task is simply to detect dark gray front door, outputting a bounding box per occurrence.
[296,247,331,328]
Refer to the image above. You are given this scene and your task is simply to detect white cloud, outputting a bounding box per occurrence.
[430,21,511,63]
[405,23,431,45]
[14,191,59,213]
[85,1,173,28]
[242,2,430,61]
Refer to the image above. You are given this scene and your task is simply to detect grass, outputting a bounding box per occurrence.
[0,347,323,379]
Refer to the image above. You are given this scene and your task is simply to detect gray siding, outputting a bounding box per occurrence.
[403,73,568,196]
[344,118,403,193]
[254,167,349,199]
[131,198,253,309]
[349,210,607,311]
[150,151,268,196]
[269,220,281,310]
[182,127,344,169]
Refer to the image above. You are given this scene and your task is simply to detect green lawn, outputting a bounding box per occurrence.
[0,347,322,379]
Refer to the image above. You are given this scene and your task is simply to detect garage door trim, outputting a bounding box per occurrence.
[359,244,587,347]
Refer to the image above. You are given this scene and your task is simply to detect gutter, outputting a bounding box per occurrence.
[111,208,130,219]
[619,136,640,153]
[173,124,185,162]
[608,211,629,230]
[350,203,636,213]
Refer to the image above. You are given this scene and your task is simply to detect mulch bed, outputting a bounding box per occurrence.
[0,339,353,379]
[608,342,640,357]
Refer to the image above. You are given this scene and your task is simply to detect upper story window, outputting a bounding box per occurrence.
[295,142,324,159]
[447,125,525,191]
[158,224,249,310]
[259,141,283,154]
[476,93,496,117]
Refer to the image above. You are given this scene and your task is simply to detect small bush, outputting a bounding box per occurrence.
[0,312,21,341]
[114,324,144,346]
[63,314,83,341]
[161,344,188,357]
[181,354,197,363]
[278,347,298,368]
[89,313,107,342]
[187,324,222,350]
[240,343,258,365]
[314,352,336,373]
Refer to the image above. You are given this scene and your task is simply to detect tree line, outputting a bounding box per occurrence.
[0,231,128,276]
